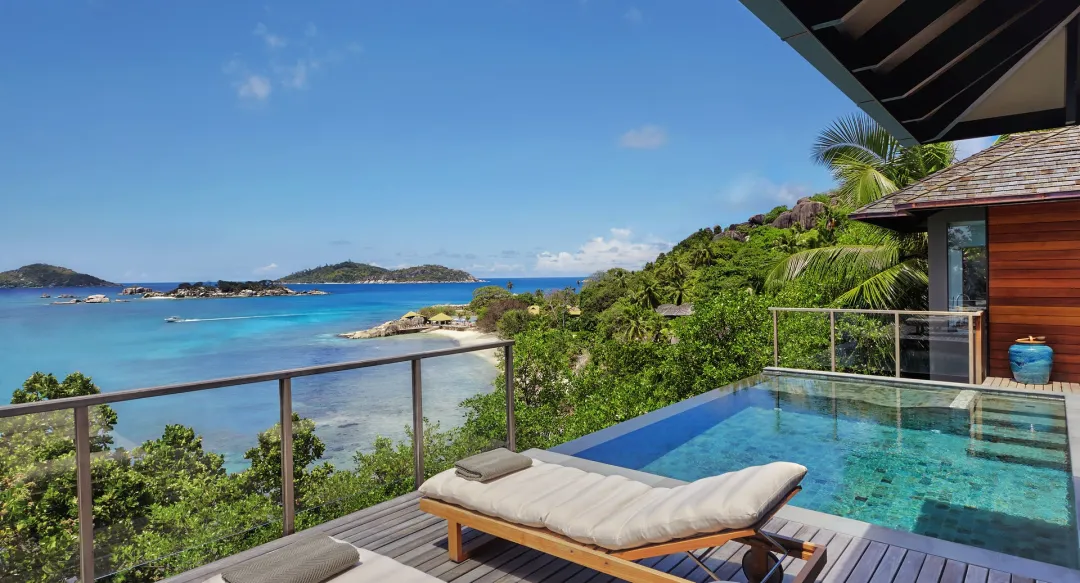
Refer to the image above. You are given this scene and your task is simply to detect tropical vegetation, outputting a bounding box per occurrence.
[277,262,478,284]
[0,264,118,288]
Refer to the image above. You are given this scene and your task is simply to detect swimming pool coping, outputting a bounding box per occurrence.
[528,448,1080,582]
[545,369,1080,579]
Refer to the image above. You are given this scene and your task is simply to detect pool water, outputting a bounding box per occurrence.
[567,374,1078,568]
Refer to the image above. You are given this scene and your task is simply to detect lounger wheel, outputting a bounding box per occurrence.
[742,548,782,583]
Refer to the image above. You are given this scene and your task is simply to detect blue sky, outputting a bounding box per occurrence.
[0,1,993,282]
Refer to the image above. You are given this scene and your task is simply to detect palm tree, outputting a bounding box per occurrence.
[688,240,715,268]
[634,275,663,309]
[666,277,690,305]
[767,113,954,309]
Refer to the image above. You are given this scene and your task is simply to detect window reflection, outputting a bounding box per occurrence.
[947,220,987,310]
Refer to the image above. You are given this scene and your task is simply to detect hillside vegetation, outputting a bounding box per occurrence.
[277,261,478,283]
[0,263,118,288]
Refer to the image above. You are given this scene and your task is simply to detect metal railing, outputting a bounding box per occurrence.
[0,340,515,583]
[769,307,986,384]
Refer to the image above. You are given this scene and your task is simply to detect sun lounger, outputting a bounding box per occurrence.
[419,458,826,583]
[202,537,440,583]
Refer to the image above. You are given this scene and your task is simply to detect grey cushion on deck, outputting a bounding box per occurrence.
[454,448,533,482]
[203,538,440,583]
[420,459,806,551]
[221,536,358,583]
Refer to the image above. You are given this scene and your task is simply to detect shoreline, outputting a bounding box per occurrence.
[420,328,502,367]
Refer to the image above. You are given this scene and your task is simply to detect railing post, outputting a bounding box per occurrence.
[74,406,94,583]
[772,310,779,367]
[505,344,516,452]
[972,315,980,386]
[279,378,295,536]
[829,310,836,372]
[411,359,424,489]
[894,312,902,378]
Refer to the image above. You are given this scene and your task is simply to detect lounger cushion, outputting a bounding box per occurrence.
[202,542,440,583]
[420,459,806,550]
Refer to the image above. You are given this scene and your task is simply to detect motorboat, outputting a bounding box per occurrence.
[165,316,182,323]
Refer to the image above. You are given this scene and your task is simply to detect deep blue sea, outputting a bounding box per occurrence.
[0,277,579,470]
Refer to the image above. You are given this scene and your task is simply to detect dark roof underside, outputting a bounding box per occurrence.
[738,0,1080,145]
[850,126,1080,230]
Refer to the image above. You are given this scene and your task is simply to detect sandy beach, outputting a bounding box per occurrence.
[422,328,502,367]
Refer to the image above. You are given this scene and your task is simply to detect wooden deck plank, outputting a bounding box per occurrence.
[965,566,989,583]
[845,541,887,583]
[940,559,968,583]
[868,546,907,583]
[167,493,1060,583]
[915,555,946,583]
[892,551,926,583]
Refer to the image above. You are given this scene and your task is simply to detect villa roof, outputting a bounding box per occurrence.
[850,126,1080,231]
[655,304,694,317]
[429,313,454,322]
[737,0,1080,145]
[401,311,422,319]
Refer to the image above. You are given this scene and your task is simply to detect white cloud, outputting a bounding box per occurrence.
[278,60,309,89]
[536,228,671,274]
[253,262,279,274]
[253,22,287,48]
[470,263,524,274]
[238,75,272,101]
[619,125,667,149]
[624,7,643,23]
[720,176,809,210]
[954,136,996,160]
[305,22,319,37]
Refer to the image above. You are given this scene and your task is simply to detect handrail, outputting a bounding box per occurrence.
[1,339,515,583]
[769,307,985,384]
[769,307,984,317]
[0,340,514,418]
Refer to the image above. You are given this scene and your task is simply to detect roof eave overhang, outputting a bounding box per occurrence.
[739,0,920,146]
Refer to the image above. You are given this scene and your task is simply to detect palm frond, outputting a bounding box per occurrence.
[812,112,897,169]
[831,152,898,207]
[833,258,928,309]
[767,245,900,292]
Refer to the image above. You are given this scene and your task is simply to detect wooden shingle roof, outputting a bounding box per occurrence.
[850,127,1080,231]
[655,304,694,317]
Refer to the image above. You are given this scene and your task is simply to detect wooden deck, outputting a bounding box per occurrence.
[167,492,1062,583]
[982,376,1080,394]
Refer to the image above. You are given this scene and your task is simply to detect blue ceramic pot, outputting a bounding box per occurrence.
[1009,342,1053,385]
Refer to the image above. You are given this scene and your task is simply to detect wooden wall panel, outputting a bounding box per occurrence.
[989,202,1080,382]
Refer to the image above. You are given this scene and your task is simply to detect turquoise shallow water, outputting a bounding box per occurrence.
[0,278,578,469]
[574,375,1078,568]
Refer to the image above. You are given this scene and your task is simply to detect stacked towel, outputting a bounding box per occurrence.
[222,535,359,583]
[454,448,533,482]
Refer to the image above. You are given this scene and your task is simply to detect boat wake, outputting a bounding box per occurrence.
[174,314,308,323]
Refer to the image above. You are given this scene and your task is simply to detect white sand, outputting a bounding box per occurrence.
[423,328,502,367]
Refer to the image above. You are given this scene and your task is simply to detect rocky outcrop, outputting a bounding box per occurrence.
[85,294,110,303]
[121,286,154,295]
[713,230,747,243]
[769,198,826,230]
[748,214,765,226]
[771,211,797,229]
[339,320,403,339]
[792,199,826,229]
[144,286,329,299]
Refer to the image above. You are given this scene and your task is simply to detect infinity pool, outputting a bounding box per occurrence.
[557,373,1078,568]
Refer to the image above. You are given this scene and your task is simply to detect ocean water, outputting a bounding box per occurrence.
[0,278,579,469]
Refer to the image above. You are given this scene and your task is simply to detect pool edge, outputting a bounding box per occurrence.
[1065,393,1080,571]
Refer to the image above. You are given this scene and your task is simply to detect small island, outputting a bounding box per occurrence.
[277,262,480,284]
[142,280,328,299]
[0,263,118,288]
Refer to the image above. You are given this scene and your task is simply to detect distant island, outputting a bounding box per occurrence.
[143,280,328,299]
[0,264,118,288]
[277,262,480,284]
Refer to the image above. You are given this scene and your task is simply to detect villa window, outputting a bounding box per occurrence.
[946,220,988,310]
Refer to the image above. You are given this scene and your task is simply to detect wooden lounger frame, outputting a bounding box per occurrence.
[419,486,827,583]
